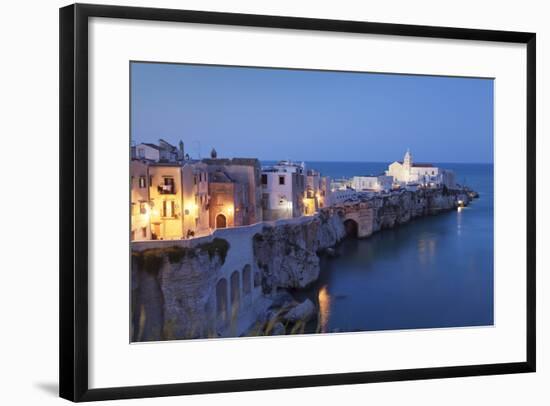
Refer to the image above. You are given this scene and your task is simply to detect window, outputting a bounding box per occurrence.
[163,200,175,217]
[261,174,267,185]
[139,202,147,214]
[141,227,147,238]
[279,175,285,185]
[161,177,175,193]
[137,148,145,158]
[138,176,146,188]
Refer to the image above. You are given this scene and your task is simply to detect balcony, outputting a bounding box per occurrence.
[158,184,176,194]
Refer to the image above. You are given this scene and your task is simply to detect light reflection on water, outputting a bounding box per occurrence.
[317,285,331,333]
[417,234,437,267]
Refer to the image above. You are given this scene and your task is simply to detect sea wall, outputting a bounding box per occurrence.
[131,187,472,340]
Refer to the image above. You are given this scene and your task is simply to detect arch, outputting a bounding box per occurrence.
[242,265,252,295]
[254,270,261,288]
[216,278,228,322]
[344,219,359,238]
[230,271,240,316]
[215,213,227,228]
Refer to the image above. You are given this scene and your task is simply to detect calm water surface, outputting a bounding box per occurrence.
[286,161,494,332]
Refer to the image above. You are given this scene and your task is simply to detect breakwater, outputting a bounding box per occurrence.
[131,187,473,341]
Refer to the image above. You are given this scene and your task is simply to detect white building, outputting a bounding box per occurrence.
[133,138,184,163]
[260,161,306,220]
[330,178,352,191]
[329,189,359,205]
[386,150,456,189]
[134,143,162,161]
[351,175,393,193]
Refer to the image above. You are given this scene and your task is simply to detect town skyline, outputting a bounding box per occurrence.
[131,62,494,164]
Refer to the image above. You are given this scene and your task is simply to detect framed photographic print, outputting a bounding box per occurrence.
[59,3,536,402]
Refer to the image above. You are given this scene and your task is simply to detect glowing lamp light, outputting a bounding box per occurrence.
[184,203,198,216]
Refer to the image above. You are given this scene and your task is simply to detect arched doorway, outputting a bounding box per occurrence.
[216,213,227,228]
[344,219,358,238]
[242,265,252,295]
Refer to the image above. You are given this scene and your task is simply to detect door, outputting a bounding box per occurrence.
[216,214,227,228]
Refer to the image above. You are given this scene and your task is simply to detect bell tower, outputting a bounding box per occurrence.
[403,149,412,170]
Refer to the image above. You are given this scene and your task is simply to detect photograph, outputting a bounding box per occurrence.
[129,61,494,342]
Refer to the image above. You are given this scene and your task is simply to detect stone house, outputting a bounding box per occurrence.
[202,157,263,226]
[208,170,247,229]
[130,159,151,241]
[147,162,184,240]
[181,161,210,237]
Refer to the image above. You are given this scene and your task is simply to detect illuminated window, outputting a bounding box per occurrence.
[138,176,146,188]
[163,200,175,217]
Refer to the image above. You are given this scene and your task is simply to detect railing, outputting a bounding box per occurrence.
[158,184,176,194]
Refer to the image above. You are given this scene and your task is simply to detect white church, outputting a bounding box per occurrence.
[386,150,456,189]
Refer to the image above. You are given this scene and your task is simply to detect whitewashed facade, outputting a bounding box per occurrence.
[386,150,456,189]
[261,161,306,220]
[351,175,393,192]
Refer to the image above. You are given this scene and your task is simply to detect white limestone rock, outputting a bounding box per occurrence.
[283,299,316,323]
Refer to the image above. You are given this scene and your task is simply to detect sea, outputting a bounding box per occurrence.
[264,161,494,333]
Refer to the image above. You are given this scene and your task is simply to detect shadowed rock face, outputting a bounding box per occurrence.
[372,189,469,232]
[158,251,223,339]
[253,211,346,293]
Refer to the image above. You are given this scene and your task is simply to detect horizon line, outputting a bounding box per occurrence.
[254,159,494,165]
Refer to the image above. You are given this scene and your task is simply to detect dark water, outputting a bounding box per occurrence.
[288,161,494,333]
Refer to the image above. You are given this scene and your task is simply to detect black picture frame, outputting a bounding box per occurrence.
[59,3,536,402]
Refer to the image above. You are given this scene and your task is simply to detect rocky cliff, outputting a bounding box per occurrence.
[372,188,469,231]
[253,210,346,293]
[131,239,229,341]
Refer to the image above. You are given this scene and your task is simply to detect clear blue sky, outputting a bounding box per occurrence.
[131,62,493,164]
